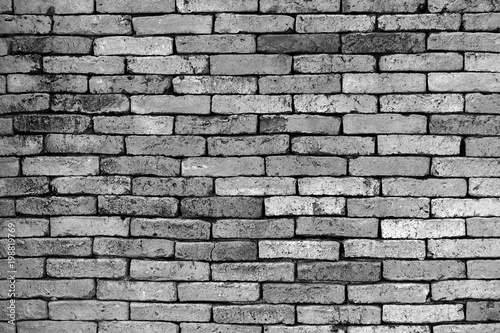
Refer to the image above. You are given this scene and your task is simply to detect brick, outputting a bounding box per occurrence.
[298,177,379,196]
[90,75,172,94]
[263,283,344,304]
[10,36,93,54]
[350,157,430,176]
[0,237,92,256]
[378,135,461,156]
[47,258,127,278]
[132,95,210,114]
[468,218,500,237]
[292,136,375,155]
[0,218,48,237]
[8,74,87,93]
[436,324,500,333]
[95,116,173,135]
[176,35,255,54]
[128,56,209,75]
[212,262,295,281]
[343,33,425,53]
[133,177,212,196]
[296,15,375,33]
[428,33,500,52]
[44,56,124,74]
[182,157,264,176]
[379,13,460,30]
[429,239,500,258]
[297,305,381,324]
[429,0,500,12]
[343,74,426,93]
[178,282,259,302]
[94,237,174,258]
[49,301,128,321]
[345,239,426,259]
[46,134,123,155]
[213,218,294,239]
[177,0,256,12]
[215,14,294,33]
[432,280,500,300]
[0,55,41,73]
[97,280,176,301]
[466,93,500,114]
[380,94,464,113]
[216,177,295,196]
[384,260,466,281]
[267,156,347,176]
[345,115,426,134]
[182,323,260,333]
[131,218,211,240]
[382,178,466,197]
[260,74,340,94]
[0,119,12,134]
[432,157,500,177]
[348,198,430,218]
[16,321,96,333]
[261,0,340,13]
[464,13,500,30]
[174,76,257,95]
[97,0,175,13]
[16,196,96,215]
[258,34,340,53]
[177,243,253,263]
[261,115,340,135]
[296,95,377,115]
[51,94,129,113]
[0,258,44,278]
[344,0,424,12]
[133,15,213,35]
[0,177,48,196]
[101,156,180,176]
[51,216,129,236]
[181,197,263,218]
[265,196,345,216]
[468,260,500,278]
[176,115,256,135]
[349,327,430,333]
[14,0,93,13]
[0,94,49,114]
[470,178,500,196]
[296,217,378,238]
[0,199,14,216]
[23,156,98,176]
[467,301,500,321]
[208,135,289,156]
[126,135,205,156]
[380,53,463,71]
[0,299,47,320]
[0,135,42,155]
[213,95,290,114]
[348,284,429,303]
[100,322,178,333]
[95,37,174,56]
[211,55,292,75]
[98,195,178,216]
[466,52,500,73]
[130,260,209,281]
[53,15,132,35]
[14,115,91,133]
[214,305,294,324]
[0,0,9,13]
[131,303,211,322]
[0,15,50,34]
[260,240,340,260]
[383,305,464,323]
[381,219,465,238]
[294,55,376,73]
[432,198,500,217]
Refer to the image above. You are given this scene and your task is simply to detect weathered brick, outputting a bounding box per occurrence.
[0,55,41,73]
[464,13,500,30]
[131,303,211,322]
[95,37,173,56]
[176,115,256,135]
[215,14,294,33]
[213,218,294,239]
[0,135,42,156]
[53,15,132,35]
[381,219,465,238]
[14,0,93,13]
[382,178,466,197]
[0,299,47,320]
[344,0,424,12]
[211,55,292,75]
[176,241,257,261]
[429,0,500,12]
[345,239,426,259]
[428,33,500,52]
[296,15,375,33]
[23,156,98,176]
[0,118,12,134]
[133,15,213,35]
[181,197,263,218]
[260,74,340,94]
[379,13,460,30]
[16,196,96,215]
[263,283,345,304]
[294,55,376,73]
[260,240,340,260]
[0,198,15,215]
[432,198,500,217]
[467,218,500,237]
[0,258,44,278]
[265,196,345,216]
[465,53,500,74]
[349,327,430,333]
[292,136,375,155]
[384,260,466,281]
[344,115,426,134]
[0,94,49,114]
[208,135,289,156]
[51,94,129,113]
[131,218,211,240]
[383,305,464,323]
[378,135,461,156]
[101,156,180,176]
[432,280,500,300]
[258,34,340,53]
[90,75,172,94]
[14,115,91,133]
[348,198,430,218]
[435,324,500,333]
[216,177,295,196]
[182,323,260,333]
[267,156,347,176]
[0,177,48,197]
[0,237,92,257]
[182,157,264,176]
[130,260,209,281]
[132,95,210,114]
[97,280,176,301]
[261,0,340,13]
[10,36,93,54]
[98,195,178,216]
[128,56,209,75]
[47,258,127,278]
[380,94,464,113]
[126,135,206,156]
[100,322,178,333]
[0,15,50,34]
[95,116,173,135]
[94,237,174,258]
[466,93,500,114]
[380,53,462,71]
[350,157,430,176]
[428,239,500,258]
[177,35,255,54]
[133,177,212,196]
[212,262,295,281]
[296,217,378,238]
[8,74,87,93]
[51,216,128,237]
[343,74,426,93]
[213,95,290,114]
[261,115,340,135]
[0,218,48,237]
[45,134,123,155]
[177,0,256,12]
[469,178,500,196]
[467,301,500,321]
[299,177,379,196]
[348,284,429,303]
[97,0,175,13]
[468,260,500,278]
[214,305,295,324]
[178,282,259,302]
[174,76,257,95]
[343,33,425,53]
[297,305,381,324]
[432,157,500,177]
[16,321,96,333]
[0,156,15,173]
[44,56,125,74]
[49,301,128,320]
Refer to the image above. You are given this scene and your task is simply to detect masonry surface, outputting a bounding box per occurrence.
[1,0,500,332]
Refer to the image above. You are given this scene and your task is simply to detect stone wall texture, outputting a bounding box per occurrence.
[1,0,500,332]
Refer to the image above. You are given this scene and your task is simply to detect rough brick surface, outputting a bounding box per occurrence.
[2,2,499,331]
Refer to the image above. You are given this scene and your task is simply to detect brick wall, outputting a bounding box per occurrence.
[1,0,500,332]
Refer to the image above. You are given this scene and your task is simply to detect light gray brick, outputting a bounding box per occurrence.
[296,217,378,238]
[45,134,123,154]
[379,13,460,30]
[132,95,210,114]
[126,135,206,156]
[384,260,466,281]
[130,260,209,281]
[96,0,175,13]
[265,196,345,216]
[432,157,500,177]
[174,76,257,95]
[213,95,291,113]
[429,0,500,12]
[378,135,461,155]
[212,262,294,281]
[183,157,264,177]
[51,216,129,237]
[133,15,213,35]
[128,56,209,75]
[216,177,295,196]
[299,177,379,196]
[261,0,340,13]
[259,74,341,94]
[380,53,462,71]
[178,282,259,302]
[383,305,464,323]
[344,239,426,259]
[53,15,132,35]
[428,239,500,258]
[292,136,375,155]
[213,218,294,239]
[428,33,500,52]
[297,305,381,324]
[466,93,500,114]
[294,55,376,73]
[267,156,347,176]
[467,218,500,237]
[432,198,500,217]
[177,0,257,12]
[350,157,430,176]
[0,218,48,237]
[94,37,173,56]
[344,115,427,134]
[296,15,375,33]
[380,94,464,113]
[344,0,424,12]
[211,55,292,75]
[260,115,341,135]
[131,303,211,322]
[348,283,429,303]
[467,260,500,278]
[343,73,426,93]
[131,218,210,240]
[14,0,94,14]
[260,240,339,260]
[97,280,176,302]
[208,135,289,156]
[464,13,500,30]
[214,305,294,324]
[382,178,467,197]
[381,219,466,238]
[47,258,127,278]
[215,14,294,33]
[90,75,172,94]
[22,156,99,176]
[176,35,256,54]
[467,138,500,157]
[263,283,345,304]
